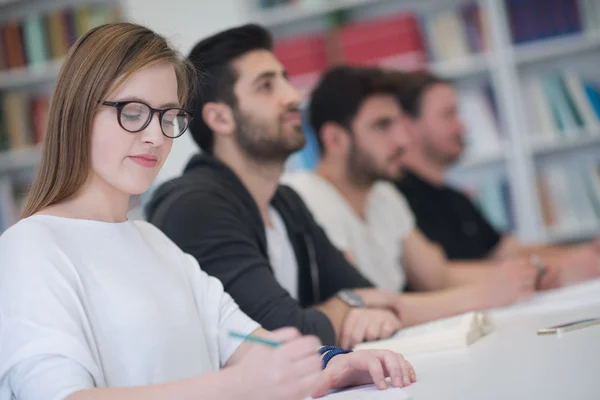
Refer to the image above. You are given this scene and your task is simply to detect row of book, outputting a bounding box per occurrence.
[523,73,600,144]
[0,91,48,151]
[537,160,600,233]
[272,1,599,94]
[421,3,492,63]
[453,159,600,239]
[506,0,591,44]
[410,72,600,161]
[0,2,121,72]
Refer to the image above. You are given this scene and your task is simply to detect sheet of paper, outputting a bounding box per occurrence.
[309,384,411,400]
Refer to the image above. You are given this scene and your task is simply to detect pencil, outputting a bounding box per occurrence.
[228,331,281,347]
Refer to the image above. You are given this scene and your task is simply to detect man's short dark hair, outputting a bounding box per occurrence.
[390,70,452,119]
[309,65,399,153]
[187,24,273,154]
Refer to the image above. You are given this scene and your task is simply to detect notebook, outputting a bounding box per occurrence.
[310,382,410,399]
[353,311,494,355]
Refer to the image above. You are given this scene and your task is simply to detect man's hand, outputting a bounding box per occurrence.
[311,349,416,398]
[477,258,537,309]
[340,308,401,349]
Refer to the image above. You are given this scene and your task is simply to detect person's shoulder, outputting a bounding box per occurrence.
[0,216,58,250]
[281,170,322,190]
[132,219,179,247]
[280,171,343,207]
[0,217,66,280]
[372,181,410,206]
[372,181,415,225]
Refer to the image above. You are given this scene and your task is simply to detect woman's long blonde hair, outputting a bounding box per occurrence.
[21,22,195,218]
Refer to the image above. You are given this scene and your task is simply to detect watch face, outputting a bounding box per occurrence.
[339,290,364,307]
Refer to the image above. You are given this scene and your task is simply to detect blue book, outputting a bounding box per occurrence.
[583,82,600,119]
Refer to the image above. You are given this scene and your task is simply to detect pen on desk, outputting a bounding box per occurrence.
[537,318,600,335]
[228,331,281,347]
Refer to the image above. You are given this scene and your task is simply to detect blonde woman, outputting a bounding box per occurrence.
[0,23,415,400]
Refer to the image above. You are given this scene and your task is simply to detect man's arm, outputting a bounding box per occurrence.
[280,186,375,299]
[397,229,538,326]
[493,233,587,260]
[150,190,337,345]
[402,229,500,290]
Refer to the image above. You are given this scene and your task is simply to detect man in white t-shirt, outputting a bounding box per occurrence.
[283,66,554,327]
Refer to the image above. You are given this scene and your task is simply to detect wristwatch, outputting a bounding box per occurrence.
[336,289,365,308]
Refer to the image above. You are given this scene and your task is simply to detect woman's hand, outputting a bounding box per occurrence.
[311,349,416,398]
[231,327,324,400]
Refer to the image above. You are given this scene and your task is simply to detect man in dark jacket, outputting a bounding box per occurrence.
[145,24,402,348]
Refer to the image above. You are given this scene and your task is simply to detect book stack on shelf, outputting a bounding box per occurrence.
[271,1,493,96]
[0,3,122,73]
[522,72,600,147]
[536,160,600,242]
[0,91,48,151]
[506,0,586,44]
[0,0,123,232]
[421,2,492,65]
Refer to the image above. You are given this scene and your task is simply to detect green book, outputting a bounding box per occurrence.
[556,75,585,129]
[23,14,48,67]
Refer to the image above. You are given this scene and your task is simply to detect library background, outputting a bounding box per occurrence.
[1,0,600,247]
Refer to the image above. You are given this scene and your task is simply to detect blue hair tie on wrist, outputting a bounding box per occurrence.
[318,346,353,369]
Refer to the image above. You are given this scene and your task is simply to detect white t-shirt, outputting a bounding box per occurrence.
[266,206,299,300]
[283,172,415,293]
[0,215,260,400]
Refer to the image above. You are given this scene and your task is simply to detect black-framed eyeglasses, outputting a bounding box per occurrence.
[102,101,193,139]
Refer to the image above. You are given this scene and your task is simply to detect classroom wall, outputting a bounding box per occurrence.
[123,0,253,186]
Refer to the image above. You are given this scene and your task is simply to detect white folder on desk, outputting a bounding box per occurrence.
[311,383,410,399]
[353,311,494,356]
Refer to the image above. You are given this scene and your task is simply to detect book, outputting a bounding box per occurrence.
[353,311,494,355]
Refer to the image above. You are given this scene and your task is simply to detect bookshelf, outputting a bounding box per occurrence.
[259,0,600,245]
[0,58,62,90]
[0,0,123,231]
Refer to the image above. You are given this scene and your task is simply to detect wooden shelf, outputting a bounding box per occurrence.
[545,222,600,244]
[532,135,600,156]
[514,31,600,65]
[430,53,490,79]
[0,146,41,173]
[251,0,384,27]
[453,149,506,171]
[0,59,62,90]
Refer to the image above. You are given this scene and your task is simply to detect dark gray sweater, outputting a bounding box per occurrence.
[144,153,373,345]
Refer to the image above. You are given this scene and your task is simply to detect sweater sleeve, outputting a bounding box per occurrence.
[0,223,101,400]
[150,189,337,345]
[280,186,375,302]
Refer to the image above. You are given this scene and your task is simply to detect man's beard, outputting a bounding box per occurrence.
[347,139,404,187]
[233,108,305,164]
[423,135,464,167]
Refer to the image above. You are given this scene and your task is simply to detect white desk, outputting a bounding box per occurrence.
[401,279,600,400]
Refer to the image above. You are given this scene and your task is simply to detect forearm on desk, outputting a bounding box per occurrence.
[395,285,487,327]
[314,297,351,345]
[66,368,243,400]
[445,261,498,286]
